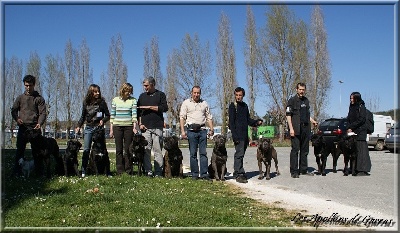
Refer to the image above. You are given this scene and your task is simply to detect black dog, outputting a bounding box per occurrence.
[87,127,111,176]
[311,134,341,176]
[336,134,357,176]
[311,134,329,176]
[257,137,280,180]
[24,127,64,178]
[129,134,148,176]
[63,140,82,176]
[208,134,228,181]
[163,135,183,178]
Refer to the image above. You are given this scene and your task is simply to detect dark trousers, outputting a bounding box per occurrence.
[290,125,310,175]
[233,140,248,177]
[355,140,371,173]
[113,125,134,175]
[14,125,44,176]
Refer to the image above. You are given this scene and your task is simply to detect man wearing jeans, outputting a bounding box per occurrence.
[180,86,214,181]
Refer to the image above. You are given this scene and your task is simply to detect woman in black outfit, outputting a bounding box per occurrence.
[75,84,111,177]
[346,92,371,176]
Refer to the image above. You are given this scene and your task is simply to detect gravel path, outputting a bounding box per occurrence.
[181,146,398,230]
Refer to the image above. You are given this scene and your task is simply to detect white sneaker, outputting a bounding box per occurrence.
[81,169,86,178]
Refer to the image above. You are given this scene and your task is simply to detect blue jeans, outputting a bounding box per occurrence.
[82,126,96,171]
[187,129,208,178]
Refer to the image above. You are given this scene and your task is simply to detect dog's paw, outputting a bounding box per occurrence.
[265,177,271,180]
[322,173,326,176]
[258,176,263,180]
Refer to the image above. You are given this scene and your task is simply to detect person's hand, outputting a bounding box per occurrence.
[33,123,41,130]
[347,129,353,133]
[75,127,80,134]
[257,120,263,126]
[109,131,114,138]
[133,127,138,135]
[208,130,214,137]
[181,131,187,139]
[99,120,104,126]
[290,129,295,137]
[139,124,147,132]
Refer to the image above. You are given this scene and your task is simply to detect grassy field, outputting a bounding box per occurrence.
[1,147,302,231]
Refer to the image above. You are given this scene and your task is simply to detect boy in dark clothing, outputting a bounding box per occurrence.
[228,87,262,183]
[11,75,47,177]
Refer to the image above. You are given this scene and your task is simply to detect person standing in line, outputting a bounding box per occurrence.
[137,77,168,177]
[109,83,138,175]
[286,82,318,178]
[75,84,111,178]
[346,92,371,176]
[11,74,47,177]
[228,87,263,183]
[179,86,214,181]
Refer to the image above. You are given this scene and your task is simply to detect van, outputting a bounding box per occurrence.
[367,114,394,150]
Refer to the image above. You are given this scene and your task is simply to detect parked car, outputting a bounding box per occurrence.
[385,122,399,153]
[317,118,348,145]
[366,114,394,151]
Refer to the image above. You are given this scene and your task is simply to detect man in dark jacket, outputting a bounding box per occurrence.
[228,87,262,183]
[286,83,318,178]
[11,75,47,177]
[137,76,168,177]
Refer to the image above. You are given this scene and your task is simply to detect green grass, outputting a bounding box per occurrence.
[1,148,300,230]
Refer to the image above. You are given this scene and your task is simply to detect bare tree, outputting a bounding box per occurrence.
[364,92,381,113]
[43,54,62,136]
[99,71,112,108]
[143,36,163,91]
[108,34,127,98]
[79,38,93,92]
[244,5,260,119]
[64,40,78,132]
[174,33,212,97]
[216,12,237,134]
[165,50,182,132]
[310,5,331,122]
[26,51,42,94]
[4,56,23,132]
[256,5,305,141]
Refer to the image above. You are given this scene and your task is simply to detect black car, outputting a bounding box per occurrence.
[317,118,348,144]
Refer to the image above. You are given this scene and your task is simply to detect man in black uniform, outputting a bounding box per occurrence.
[286,83,318,178]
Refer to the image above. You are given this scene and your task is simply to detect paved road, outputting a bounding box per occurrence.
[180,146,397,221]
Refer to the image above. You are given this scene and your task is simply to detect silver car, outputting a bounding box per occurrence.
[385,122,399,153]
